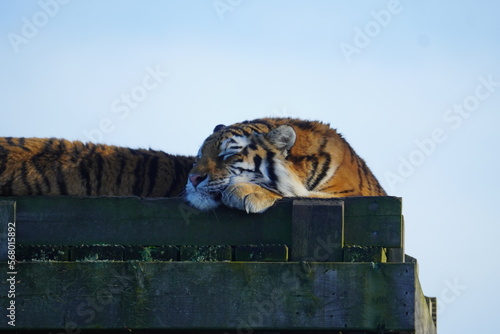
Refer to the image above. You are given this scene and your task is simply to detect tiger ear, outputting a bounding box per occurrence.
[213,124,226,133]
[266,125,296,153]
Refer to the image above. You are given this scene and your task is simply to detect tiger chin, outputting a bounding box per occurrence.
[186,117,386,213]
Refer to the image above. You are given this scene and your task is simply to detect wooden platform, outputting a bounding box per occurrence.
[0,196,437,333]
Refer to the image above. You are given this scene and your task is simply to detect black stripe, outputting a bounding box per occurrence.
[309,151,332,190]
[131,149,149,196]
[146,155,159,196]
[95,152,104,195]
[253,155,262,173]
[79,144,96,196]
[265,151,278,189]
[54,140,68,195]
[1,178,13,195]
[361,162,372,193]
[307,139,332,191]
[0,146,7,176]
[334,189,355,195]
[305,156,319,190]
[245,123,270,133]
[227,129,247,137]
[34,182,43,195]
[79,160,92,195]
[116,153,127,187]
[355,150,364,192]
[164,155,196,197]
[20,162,33,195]
[244,119,273,132]
[5,137,31,151]
[31,139,54,193]
[288,119,316,131]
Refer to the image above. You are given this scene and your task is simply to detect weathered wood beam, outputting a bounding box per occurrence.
[0,262,422,332]
[3,196,403,252]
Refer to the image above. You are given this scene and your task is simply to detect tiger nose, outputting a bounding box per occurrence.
[189,173,207,187]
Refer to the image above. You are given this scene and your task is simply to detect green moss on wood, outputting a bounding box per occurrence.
[124,246,179,261]
[234,244,288,261]
[71,245,124,261]
[343,246,387,263]
[180,245,232,261]
[17,245,69,262]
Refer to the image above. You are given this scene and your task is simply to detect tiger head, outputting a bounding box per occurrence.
[186,123,304,211]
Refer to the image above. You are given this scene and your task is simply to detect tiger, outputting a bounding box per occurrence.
[186,117,386,213]
[0,137,195,197]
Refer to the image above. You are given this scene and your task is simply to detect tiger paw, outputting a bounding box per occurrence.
[222,183,282,213]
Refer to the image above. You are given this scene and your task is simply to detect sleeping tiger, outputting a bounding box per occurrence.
[186,117,386,213]
[0,137,195,197]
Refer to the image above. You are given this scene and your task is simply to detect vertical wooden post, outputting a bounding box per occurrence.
[290,199,343,262]
[388,216,405,262]
[0,201,16,262]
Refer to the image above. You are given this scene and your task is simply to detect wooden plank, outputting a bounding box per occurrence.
[343,196,402,217]
[344,215,402,248]
[342,197,404,256]
[0,200,16,262]
[9,196,404,251]
[290,199,343,262]
[387,216,405,263]
[0,262,421,331]
[11,196,293,246]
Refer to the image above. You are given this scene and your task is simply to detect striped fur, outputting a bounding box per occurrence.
[186,117,386,213]
[0,137,195,197]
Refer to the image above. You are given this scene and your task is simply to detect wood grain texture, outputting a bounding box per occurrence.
[290,199,343,262]
[2,196,403,257]
[0,262,421,331]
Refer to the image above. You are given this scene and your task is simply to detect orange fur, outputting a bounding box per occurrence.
[187,118,386,213]
[0,137,195,197]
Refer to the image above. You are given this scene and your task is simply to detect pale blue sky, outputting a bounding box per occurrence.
[2,1,500,332]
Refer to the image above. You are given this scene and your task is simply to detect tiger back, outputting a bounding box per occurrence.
[186,117,386,213]
[0,137,195,197]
